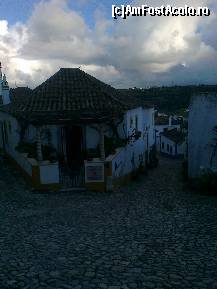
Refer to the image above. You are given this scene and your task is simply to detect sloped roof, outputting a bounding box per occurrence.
[161,128,185,144]
[2,68,129,124]
[155,115,183,126]
[155,115,169,125]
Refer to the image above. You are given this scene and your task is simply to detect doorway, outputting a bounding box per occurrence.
[59,125,85,188]
[65,125,83,169]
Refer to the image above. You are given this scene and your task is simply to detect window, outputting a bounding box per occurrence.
[135,115,138,129]
[130,117,133,128]
[170,145,173,154]
[167,144,169,152]
[162,142,164,149]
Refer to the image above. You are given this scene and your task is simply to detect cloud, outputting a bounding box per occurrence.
[22,0,100,60]
[0,0,216,88]
[0,20,8,36]
[108,0,217,86]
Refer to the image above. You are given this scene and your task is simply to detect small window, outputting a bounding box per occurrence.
[167,144,169,152]
[130,117,133,128]
[170,146,173,154]
[162,142,164,149]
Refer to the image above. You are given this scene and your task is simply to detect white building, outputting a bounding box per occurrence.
[0,67,156,191]
[160,128,186,158]
[188,93,217,178]
[155,114,183,150]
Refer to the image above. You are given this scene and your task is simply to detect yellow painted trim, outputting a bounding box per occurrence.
[32,165,40,187]
[5,153,62,191]
[85,182,106,192]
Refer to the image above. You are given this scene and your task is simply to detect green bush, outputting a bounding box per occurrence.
[15,142,37,158]
[42,145,57,162]
[15,142,57,162]
[104,136,127,157]
[84,148,100,159]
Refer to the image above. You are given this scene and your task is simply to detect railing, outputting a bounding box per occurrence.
[59,164,85,188]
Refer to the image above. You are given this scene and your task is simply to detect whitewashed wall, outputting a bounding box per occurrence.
[106,106,155,178]
[188,94,217,177]
[0,112,34,176]
[160,136,176,156]
[86,126,100,149]
[160,135,185,157]
[40,163,59,184]
[177,142,185,156]
[83,107,155,158]
[108,141,145,178]
[155,124,180,149]
[0,112,20,151]
[144,107,155,148]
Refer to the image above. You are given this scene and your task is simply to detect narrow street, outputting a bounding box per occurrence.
[1,157,217,288]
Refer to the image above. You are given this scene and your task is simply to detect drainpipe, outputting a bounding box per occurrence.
[36,126,43,162]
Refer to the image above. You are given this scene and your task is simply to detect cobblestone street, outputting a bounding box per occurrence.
[1,157,217,289]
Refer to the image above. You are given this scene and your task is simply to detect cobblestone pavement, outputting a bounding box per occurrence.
[1,157,217,289]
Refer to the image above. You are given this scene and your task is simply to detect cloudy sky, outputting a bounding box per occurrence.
[0,0,216,88]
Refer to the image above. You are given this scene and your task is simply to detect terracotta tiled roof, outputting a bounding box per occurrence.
[155,115,183,126]
[155,115,169,125]
[1,69,129,124]
[161,128,185,144]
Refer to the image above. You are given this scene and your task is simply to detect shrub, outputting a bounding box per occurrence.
[104,136,127,157]
[190,169,217,195]
[15,142,57,162]
[15,142,37,158]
